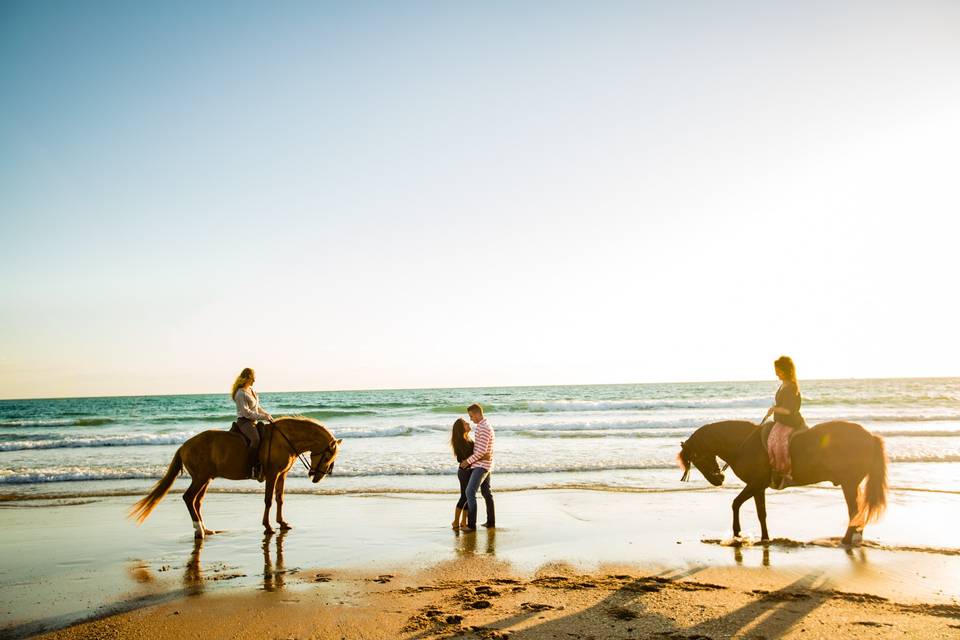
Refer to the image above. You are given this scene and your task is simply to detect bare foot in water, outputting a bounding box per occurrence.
[451,522,460,529]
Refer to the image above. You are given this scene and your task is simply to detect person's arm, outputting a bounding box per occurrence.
[771,383,800,418]
[239,390,272,421]
[462,425,489,467]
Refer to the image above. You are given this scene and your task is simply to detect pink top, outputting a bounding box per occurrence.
[464,418,494,470]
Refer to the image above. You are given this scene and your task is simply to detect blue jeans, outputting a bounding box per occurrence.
[465,467,495,528]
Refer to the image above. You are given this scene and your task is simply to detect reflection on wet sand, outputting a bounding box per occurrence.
[262,530,289,592]
[184,537,204,594]
[733,544,771,567]
[454,527,497,556]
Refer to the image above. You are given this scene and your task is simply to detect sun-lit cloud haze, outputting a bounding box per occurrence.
[1,1,958,399]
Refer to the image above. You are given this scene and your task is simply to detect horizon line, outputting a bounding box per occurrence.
[1,374,957,403]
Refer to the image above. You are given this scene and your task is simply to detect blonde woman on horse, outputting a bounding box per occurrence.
[232,368,273,481]
[764,355,807,489]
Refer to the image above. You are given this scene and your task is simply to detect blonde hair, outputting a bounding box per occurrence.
[231,368,255,399]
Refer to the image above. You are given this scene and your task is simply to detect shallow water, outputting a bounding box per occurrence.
[1,379,959,500]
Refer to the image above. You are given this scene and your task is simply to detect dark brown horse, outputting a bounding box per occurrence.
[130,416,341,538]
[678,420,887,545]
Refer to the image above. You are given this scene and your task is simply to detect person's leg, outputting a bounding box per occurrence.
[465,468,487,529]
[249,428,262,480]
[238,420,260,479]
[454,468,469,528]
[781,427,793,478]
[767,424,785,488]
[480,472,495,527]
[769,423,793,488]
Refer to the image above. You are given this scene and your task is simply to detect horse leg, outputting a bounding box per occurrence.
[276,473,292,530]
[193,480,214,536]
[753,488,769,541]
[182,478,205,539]
[732,486,754,538]
[262,473,278,534]
[840,481,862,546]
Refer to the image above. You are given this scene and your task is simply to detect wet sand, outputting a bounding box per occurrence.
[2,486,959,638]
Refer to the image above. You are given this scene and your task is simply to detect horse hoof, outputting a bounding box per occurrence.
[264,527,275,535]
[279,523,292,531]
[203,529,215,536]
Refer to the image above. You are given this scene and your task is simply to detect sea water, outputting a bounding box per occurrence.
[2,378,958,501]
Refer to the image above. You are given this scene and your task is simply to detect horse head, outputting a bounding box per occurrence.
[678,436,725,486]
[309,438,342,483]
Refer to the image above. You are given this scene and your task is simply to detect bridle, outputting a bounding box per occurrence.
[680,442,724,485]
[681,423,761,481]
[269,423,338,480]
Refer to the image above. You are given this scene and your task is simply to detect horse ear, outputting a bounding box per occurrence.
[336,439,343,445]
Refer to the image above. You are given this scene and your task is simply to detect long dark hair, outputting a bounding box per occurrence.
[450,418,472,460]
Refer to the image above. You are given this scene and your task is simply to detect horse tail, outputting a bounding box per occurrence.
[856,435,887,525]
[129,448,183,524]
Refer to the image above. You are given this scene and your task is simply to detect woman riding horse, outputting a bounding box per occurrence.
[764,356,807,489]
[232,367,274,482]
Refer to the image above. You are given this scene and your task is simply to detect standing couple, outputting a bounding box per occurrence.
[450,403,495,532]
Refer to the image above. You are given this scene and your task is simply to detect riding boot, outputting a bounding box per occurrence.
[248,449,263,482]
[769,470,781,489]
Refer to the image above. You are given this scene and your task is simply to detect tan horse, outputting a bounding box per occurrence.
[130,416,341,538]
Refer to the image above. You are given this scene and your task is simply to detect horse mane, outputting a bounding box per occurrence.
[691,420,756,443]
[275,415,334,438]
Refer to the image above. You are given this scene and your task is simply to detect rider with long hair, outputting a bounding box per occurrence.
[232,368,273,481]
[764,355,807,489]
[450,418,474,529]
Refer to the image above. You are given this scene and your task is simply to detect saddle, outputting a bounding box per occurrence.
[230,420,267,449]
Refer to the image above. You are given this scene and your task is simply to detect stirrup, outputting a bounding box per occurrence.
[771,474,792,490]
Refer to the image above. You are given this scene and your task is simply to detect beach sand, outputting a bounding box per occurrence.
[3,486,959,638]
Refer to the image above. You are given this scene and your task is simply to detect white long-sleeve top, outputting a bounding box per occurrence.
[234,387,272,422]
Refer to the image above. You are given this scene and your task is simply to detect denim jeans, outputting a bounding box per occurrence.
[465,467,495,528]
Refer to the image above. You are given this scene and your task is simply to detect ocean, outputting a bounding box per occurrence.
[1,378,958,501]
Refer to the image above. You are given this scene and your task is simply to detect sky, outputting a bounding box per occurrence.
[1,1,958,399]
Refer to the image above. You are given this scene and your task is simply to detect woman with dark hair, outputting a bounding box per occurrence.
[764,355,807,489]
[450,418,474,529]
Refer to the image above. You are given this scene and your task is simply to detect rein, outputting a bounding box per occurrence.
[720,423,763,473]
[270,422,334,476]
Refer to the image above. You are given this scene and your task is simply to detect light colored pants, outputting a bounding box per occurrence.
[768,422,793,475]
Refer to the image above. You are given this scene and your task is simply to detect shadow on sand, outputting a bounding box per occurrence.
[407,560,838,640]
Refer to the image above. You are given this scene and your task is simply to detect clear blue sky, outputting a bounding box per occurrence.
[2,1,958,399]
